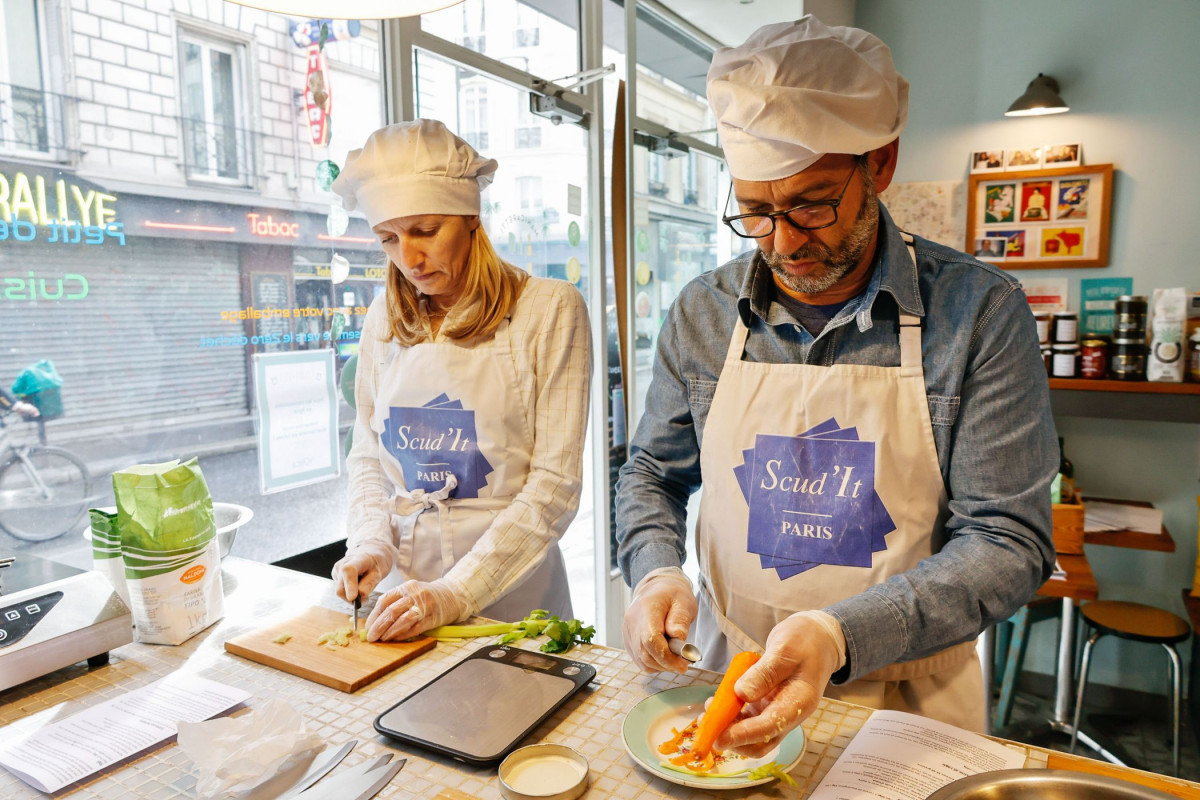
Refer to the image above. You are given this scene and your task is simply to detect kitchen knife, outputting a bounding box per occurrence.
[296,754,406,800]
[276,739,357,799]
[352,596,361,636]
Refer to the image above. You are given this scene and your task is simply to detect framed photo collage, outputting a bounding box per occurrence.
[965,163,1113,269]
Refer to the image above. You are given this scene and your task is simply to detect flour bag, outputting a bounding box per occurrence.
[88,507,129,607]
[113,459,224,645]
[1148,287,1187,382]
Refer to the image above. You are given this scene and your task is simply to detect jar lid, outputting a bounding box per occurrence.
[1081,338,1108,346]
[1052,311,1077,317]
[1191,330,1200,341]
[1111,338,1147,345]
[1051,343,1079,351]
[1116,295,1147,303]
[1034,312,1052,318]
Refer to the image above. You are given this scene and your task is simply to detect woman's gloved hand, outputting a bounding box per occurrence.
[715,610,846,758]
[331,541,395,604]
[365,578,472,641]
[622,567,698,673]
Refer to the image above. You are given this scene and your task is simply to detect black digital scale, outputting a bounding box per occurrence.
[375,644,596,766]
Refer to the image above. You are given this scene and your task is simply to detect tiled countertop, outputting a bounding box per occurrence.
[1,558,1196,799]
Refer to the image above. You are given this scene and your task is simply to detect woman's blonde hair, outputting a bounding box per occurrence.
[385,223,528,346]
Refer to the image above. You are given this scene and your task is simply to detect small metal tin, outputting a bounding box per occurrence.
[1111,338,1147,381]
[499,744,589,800]
[1114,295,1148,340]
[668,637,702,663]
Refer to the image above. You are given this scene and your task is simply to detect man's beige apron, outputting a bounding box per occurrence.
[694,237,983,731]
[368,318,571,622]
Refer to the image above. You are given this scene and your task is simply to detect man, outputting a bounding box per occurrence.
[615,16,1056,753]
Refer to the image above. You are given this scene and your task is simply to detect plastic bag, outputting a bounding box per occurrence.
[114,459,224,645]
[11,359,63,395]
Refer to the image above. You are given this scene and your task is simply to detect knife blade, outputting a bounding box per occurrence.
[296,754,406,800]
[276,740,357,799]
[352,596,361,636]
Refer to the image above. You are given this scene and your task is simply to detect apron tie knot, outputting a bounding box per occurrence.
[390,475,458,573]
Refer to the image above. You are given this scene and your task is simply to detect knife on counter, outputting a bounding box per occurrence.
[295,754,406,800]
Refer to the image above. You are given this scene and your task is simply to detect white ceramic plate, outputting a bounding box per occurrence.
[621,685,806,790]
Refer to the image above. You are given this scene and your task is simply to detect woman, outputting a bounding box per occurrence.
[330,119,591,642]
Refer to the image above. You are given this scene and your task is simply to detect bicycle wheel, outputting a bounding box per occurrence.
[0,446,93,542]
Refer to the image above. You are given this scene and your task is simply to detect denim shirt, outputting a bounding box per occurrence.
[615,204,1058,682]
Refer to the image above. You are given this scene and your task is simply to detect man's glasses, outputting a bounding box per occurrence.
[722,165,860,239]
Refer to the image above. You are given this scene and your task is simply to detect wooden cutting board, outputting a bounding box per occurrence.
[224,605,435,693]
[1046,752,1200,800]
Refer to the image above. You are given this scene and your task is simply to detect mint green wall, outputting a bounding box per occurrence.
[857,0,1200,694]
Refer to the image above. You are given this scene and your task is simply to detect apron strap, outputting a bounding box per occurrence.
[725,315,752,363]
[699,574,765,655]
[897,233,923,378]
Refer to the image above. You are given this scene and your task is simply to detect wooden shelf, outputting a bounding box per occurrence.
[1081,496,1174,553]
[1049,379,1200,423]
[1048,378,1200,395]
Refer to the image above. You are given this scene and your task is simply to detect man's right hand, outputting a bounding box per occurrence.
[622,567,697,673]
[332,541,396,604]
[12,401,39,418]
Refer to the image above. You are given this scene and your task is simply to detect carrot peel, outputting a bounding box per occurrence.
[689,650,760,762]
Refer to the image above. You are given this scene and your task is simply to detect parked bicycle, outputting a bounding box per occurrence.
[0,408,92,541]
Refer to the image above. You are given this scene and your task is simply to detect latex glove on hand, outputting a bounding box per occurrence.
[365,578,471,642]
[331,540,395,605]
[715,610,846,758]
[622,567,698,673]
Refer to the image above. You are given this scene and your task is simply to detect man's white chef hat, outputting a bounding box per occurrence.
[331,119,498,227]
[706,16,908,182]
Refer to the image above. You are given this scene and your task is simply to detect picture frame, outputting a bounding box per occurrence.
[965,163,1113,269]
[969,150,1006,174]
[1043,143,1082,168]
[1005,147,1043,170]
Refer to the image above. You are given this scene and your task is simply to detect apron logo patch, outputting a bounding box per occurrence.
[381,393,493,498]
[733,417,896,579]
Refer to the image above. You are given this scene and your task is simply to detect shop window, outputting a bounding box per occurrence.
[177,30,253,185]
[517,175,543,215]
[460,83,488,151]
[423,0,579,84]
[0,0,61,157]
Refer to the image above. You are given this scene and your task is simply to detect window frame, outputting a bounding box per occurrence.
[175,22,255,188]
[0,0,62,161]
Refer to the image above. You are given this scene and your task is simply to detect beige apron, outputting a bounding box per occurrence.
[368,318,571,622]
[694,236,983,731]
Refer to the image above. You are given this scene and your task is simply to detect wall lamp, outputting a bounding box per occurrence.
[1005,73,1069,117]
[223,0,462,18]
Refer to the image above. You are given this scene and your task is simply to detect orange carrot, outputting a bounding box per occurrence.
[689,650,760,762]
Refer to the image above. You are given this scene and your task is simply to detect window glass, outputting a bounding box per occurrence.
[421,0,579,82]
[413,48,598,623]
[1,4,382,575]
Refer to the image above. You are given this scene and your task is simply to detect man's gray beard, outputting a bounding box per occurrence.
[764,178,879,295]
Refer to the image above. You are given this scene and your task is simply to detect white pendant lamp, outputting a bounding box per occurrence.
[223,1,463,19]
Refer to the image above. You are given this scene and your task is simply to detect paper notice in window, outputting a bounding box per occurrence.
[809,710,1025,800]
[0,673,249,794]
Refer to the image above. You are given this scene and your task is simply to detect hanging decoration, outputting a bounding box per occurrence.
[304,45,333,147]
[330,253,350,285]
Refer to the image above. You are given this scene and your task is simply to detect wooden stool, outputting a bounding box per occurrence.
[1070,600,1191,776]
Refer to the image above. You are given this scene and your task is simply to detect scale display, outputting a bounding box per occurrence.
[375,644,595,765]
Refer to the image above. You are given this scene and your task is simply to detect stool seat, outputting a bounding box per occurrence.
[1081,601,1191,644]
[1072,599,1192,775]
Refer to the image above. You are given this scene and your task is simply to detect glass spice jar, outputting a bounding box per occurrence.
[1051,311,1078,344]
[1080,338,1108,379]
[1114,295,1148,341]
[1051,343,1080,378]
[1111,338,1147,381]
[1034,313,1051,345]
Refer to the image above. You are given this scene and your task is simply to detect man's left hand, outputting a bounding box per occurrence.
[12,401,39,418]
[714,611,846,758]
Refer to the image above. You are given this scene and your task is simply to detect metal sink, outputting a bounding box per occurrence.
[926,769,1177,800]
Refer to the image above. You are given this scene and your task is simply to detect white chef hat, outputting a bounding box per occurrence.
[331,119,498,227]
[706,16,909,181]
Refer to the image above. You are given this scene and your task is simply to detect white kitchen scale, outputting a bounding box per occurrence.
[0,554,132,693]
